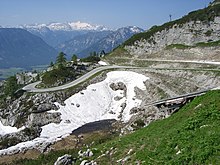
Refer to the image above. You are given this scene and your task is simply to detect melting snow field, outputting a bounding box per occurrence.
[0,71,149,155]
[0,122,25,136]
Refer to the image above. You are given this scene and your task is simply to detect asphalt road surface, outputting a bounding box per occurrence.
[23,59,220,93]
[22,65,137,92]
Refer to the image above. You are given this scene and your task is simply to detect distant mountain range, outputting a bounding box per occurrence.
[78,26,144,57]
[0,28,57,68]
[19,21,108,31]
[18,21,144,58]
[56,31,112,58]
[56,26,143,58]
[0,22,144,68]
[19,21,109,47]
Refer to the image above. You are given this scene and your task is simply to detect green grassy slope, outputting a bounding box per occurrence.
[94,90,220,164]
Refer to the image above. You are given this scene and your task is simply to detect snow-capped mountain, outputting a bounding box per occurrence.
[18,21,109,47]
[16,22,144,57]
[20,21,108,31]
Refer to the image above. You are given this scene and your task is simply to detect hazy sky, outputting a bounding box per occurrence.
[0,0,212,29]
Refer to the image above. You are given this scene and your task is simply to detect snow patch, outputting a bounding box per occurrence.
[98,61,108,66]
[0,71,149,155]
[40,71,148,138]
[130,26,143,33]
[213,86,220,90]
[0,122,25,136]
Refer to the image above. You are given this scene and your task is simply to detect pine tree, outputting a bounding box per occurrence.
[56,52,66,68]
[4,76,19,96]
[71,54,78,65]
[50,61,54,67]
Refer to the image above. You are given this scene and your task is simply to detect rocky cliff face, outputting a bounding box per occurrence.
[125,17,220,56]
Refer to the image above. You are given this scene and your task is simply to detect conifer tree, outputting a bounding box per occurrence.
[56,52,66,68]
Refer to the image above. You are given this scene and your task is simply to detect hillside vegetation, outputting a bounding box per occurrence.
[12,90,220,164]
[166,40,220,49]
[93,90,220,164]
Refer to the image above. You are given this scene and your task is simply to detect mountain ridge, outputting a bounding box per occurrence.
[55,26,143,58]
[56,30,112,58]
[10,22,145,58]
[14,21,111,47]
[18,21,109,31]
[0,28,57,68]
[107,3,220,62]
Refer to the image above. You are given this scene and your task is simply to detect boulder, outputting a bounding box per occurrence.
[78,149,93,158]
[54,154,73,165]
[114,96,123,101]
[85,149,93,157]
[109,82,126,91]
[27,112,61,127]
[35,103,53,113]
[80,160,89,165]
[80,160,97,165]
[129,107,139,115]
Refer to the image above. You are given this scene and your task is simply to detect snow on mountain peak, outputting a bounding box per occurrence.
[68,21,108,31]
[129,26,143,33]
[47,22,72,31]
[20,21,108,31]
[68,21,106,31]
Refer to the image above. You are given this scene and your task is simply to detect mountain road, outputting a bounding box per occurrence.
[22,59,220,93]
[22,65,137,92]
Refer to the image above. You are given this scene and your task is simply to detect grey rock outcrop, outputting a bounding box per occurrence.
[80,160,89,165]
[110,82,127,91]
[78,149,94,158]
[0,127,42,150]
[27,112,61,127]
[125,17,220,56]
[80,160,97,165]
[54,154,73,165]
[35,103,55,113]
[0,92,63,128]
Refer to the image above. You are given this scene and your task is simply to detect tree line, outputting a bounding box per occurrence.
[50,51,101,69]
